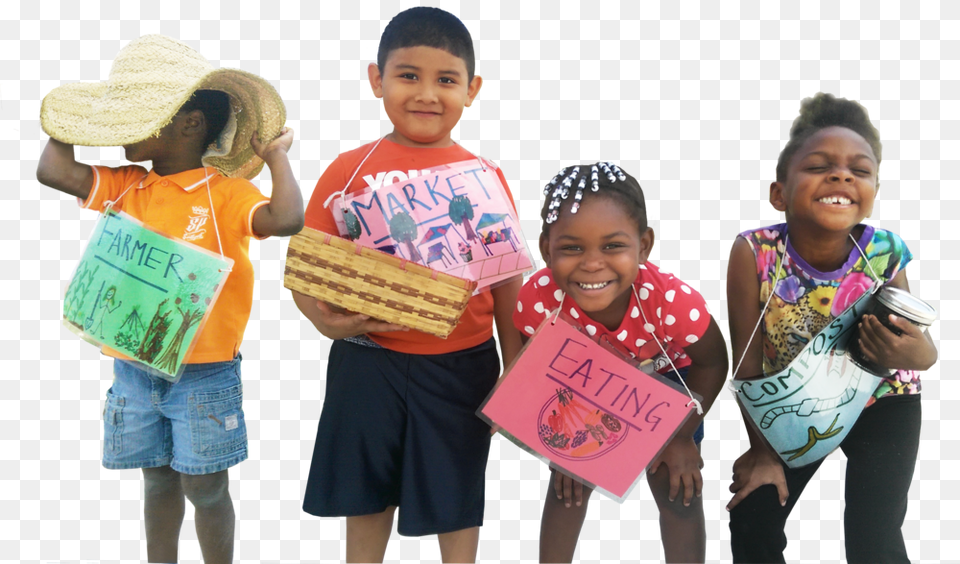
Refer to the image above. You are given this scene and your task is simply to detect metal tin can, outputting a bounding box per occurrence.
[847,286,936,375]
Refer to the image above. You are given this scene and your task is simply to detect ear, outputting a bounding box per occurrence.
[638,227,655,264]
[464,75,483,107]
[769,181,788,213]
[539,231,551,267]
[368,63,384,99]
[181,109,206,139]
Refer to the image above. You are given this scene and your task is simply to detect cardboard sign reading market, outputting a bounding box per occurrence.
[332,159,534,291]
[479,316,697,501]
[732,286,884,468]
[62,209,232,381]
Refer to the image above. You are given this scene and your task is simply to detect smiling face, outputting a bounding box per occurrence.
[771,126,879,235]
[369,45,482,148]
[540,196,654,331]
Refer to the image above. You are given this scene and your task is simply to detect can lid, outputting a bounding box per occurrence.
[876,286,937,325]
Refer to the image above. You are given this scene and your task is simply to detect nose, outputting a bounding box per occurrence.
[581,248,605,271]
[829,167,855,183]
[415,81,439,103]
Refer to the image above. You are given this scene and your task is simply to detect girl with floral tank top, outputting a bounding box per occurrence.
[726,94,938,564]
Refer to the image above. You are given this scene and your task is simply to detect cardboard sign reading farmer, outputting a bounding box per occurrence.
[479,316,697,502]
[62,209,232,381]
[332,159,534,291]
[732,287,884,468]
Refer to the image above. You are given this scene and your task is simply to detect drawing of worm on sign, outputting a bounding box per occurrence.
[538,387,628,461]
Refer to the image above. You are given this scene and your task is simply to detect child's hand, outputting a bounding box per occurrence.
[649,436,704,507]
[313,299,408,340]
[727,446,789,511]
[553,469,587,508]
[250,127,294,162]
[857,313,938,371]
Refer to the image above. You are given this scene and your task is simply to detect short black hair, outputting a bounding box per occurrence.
[178,90,231,149]
[776,93,882,183]
[377,7,476,80]
[540,164,648,237]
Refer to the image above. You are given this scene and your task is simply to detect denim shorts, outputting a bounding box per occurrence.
[102,356,248,475]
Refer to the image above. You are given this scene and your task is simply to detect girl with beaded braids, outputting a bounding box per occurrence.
[513,163,728,563]
[726,93,937,563]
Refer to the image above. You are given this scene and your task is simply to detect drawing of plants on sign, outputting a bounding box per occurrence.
[343,208,362,240]
[136,299,172,364]
[114,306,146,350]
[389,211,423,263]
[156,305,204,373]
[63,262,100,328]
[448,194,478,242]
[537,387,628,461]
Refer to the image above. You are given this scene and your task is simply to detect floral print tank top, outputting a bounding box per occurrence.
[740,224,919,404]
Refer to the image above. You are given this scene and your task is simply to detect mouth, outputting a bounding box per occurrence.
[410,110,441,117]
[576,281,611,290]
[817,195,853,205]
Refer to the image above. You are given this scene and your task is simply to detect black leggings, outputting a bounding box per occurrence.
[730,394,921,564]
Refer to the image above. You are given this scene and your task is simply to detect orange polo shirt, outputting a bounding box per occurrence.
[82,165,269,363]
[303,138,518,355]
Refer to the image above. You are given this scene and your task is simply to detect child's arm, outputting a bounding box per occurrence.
[36,138,94,199]
[726,237,790,511]
[648,317,728,507]
[250,128,305,237]
[291,290,408,340]
[857,269,938,371]
[491,275,524,370]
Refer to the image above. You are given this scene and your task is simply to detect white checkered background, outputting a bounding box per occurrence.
[3,0,955,562]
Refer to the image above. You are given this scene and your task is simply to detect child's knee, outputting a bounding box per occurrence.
[180,471,230,508]
[143,466,181,496]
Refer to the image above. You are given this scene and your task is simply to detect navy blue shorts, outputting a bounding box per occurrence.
[663,367,704,444]
[303,338,500,536]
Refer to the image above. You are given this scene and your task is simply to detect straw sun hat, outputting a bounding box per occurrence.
[40,34,285,179]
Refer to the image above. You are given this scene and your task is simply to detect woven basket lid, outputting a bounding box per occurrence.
[39,34,285,179]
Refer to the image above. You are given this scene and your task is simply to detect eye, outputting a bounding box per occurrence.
[806,166,828,172]
[399,73,417,80]
[439,77,457,84]
[853,169,872,176]
[604,242,627,250]
[560,245,582,253]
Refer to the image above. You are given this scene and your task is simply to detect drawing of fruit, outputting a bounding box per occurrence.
[601,413,622,433]
[571,441,600,457]
[537,387,629,462]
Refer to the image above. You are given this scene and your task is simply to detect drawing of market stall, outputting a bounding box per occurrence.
[476,212,520,253]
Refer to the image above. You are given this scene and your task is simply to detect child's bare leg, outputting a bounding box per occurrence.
[438,526,480,563]
[180,470,234,564]
[647,458,706,563]
[539,469,594,563]
[346,506,396,563]
[143,466,185,563]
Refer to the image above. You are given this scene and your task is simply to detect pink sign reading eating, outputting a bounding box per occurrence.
[479,316,697,501]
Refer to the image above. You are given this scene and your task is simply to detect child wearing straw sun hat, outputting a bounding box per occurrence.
[36,34,303,563]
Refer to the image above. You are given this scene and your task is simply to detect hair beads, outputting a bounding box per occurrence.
[545,162,627,223]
